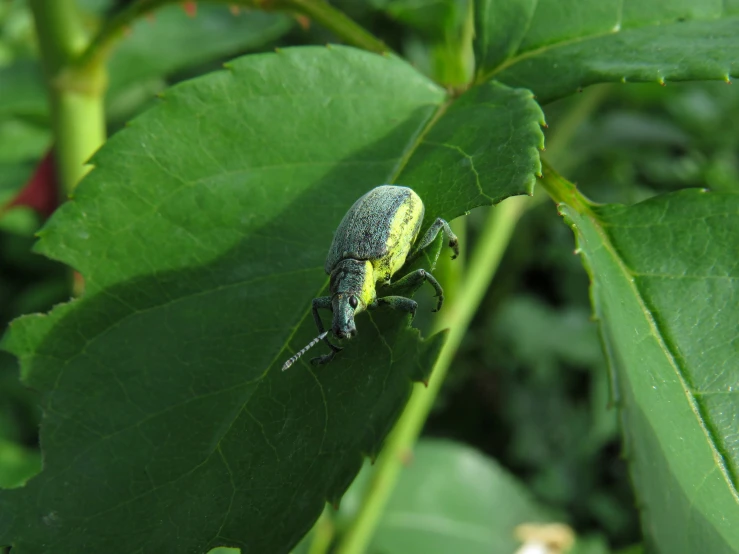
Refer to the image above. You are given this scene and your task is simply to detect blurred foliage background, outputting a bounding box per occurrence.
[1,0,737,552]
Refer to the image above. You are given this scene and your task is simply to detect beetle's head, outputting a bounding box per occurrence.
[329,259,375,340]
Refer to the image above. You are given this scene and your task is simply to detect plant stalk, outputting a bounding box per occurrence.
[539,160,593,213]
[29,0,107,196]
[306,507,334,554]
[335,195,530,554]
[288,0,388,54]
[75,0,388,71]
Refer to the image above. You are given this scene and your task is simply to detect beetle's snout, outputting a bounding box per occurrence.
[334,325,357,340]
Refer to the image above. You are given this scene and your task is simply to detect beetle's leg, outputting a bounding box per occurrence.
[312,352,338,366]
[373,296,418,320]
[382,269,444,312]
[311,297,342,365]
[407,218,459,263]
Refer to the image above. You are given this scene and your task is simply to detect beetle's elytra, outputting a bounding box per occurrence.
[282,185,458,370]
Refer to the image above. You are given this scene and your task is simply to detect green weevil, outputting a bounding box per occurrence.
[282,185,458,370]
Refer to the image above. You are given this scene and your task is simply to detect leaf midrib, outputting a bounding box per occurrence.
[574,202,739,504]
[478,8,737,85]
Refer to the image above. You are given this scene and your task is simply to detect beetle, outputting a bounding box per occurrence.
[282,185,458,370]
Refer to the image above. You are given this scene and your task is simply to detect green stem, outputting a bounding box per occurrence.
[305,507,334,554]
[288,0,388,54]
[428,0,474,89]
[51,86,107,195]
[539,160,593,213]
[75,0,388,70]
[29,0,106,195]
[335,195,530,554]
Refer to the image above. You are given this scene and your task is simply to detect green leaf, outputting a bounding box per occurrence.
[0,46,543,553]
[0,119,49,164]
[0,61,47,121]
[206,548,241,554]
[381,0,467,40]
[557,187,739,552]
[107,5,292,109]
[0,439,40,490]
[0,352,40,448]
[474,0,537,73]
[3,7,292,126]
[571,535,612,554]
[475,0,739,102]
[340,439,555,554]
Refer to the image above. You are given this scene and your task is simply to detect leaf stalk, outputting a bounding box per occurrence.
[539,160,594,213]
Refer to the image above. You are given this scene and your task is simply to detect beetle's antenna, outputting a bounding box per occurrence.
[282,332,328,371]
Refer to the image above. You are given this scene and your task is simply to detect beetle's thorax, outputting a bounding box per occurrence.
[329,259,375,339]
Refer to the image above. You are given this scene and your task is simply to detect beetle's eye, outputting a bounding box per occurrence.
[349,296,359,309]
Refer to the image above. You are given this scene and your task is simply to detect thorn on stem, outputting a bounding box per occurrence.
[294,14,311,29]
[400,449,414,466]
[182,1,197,17]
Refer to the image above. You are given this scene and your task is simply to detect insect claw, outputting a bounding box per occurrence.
[311,352,336,366]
